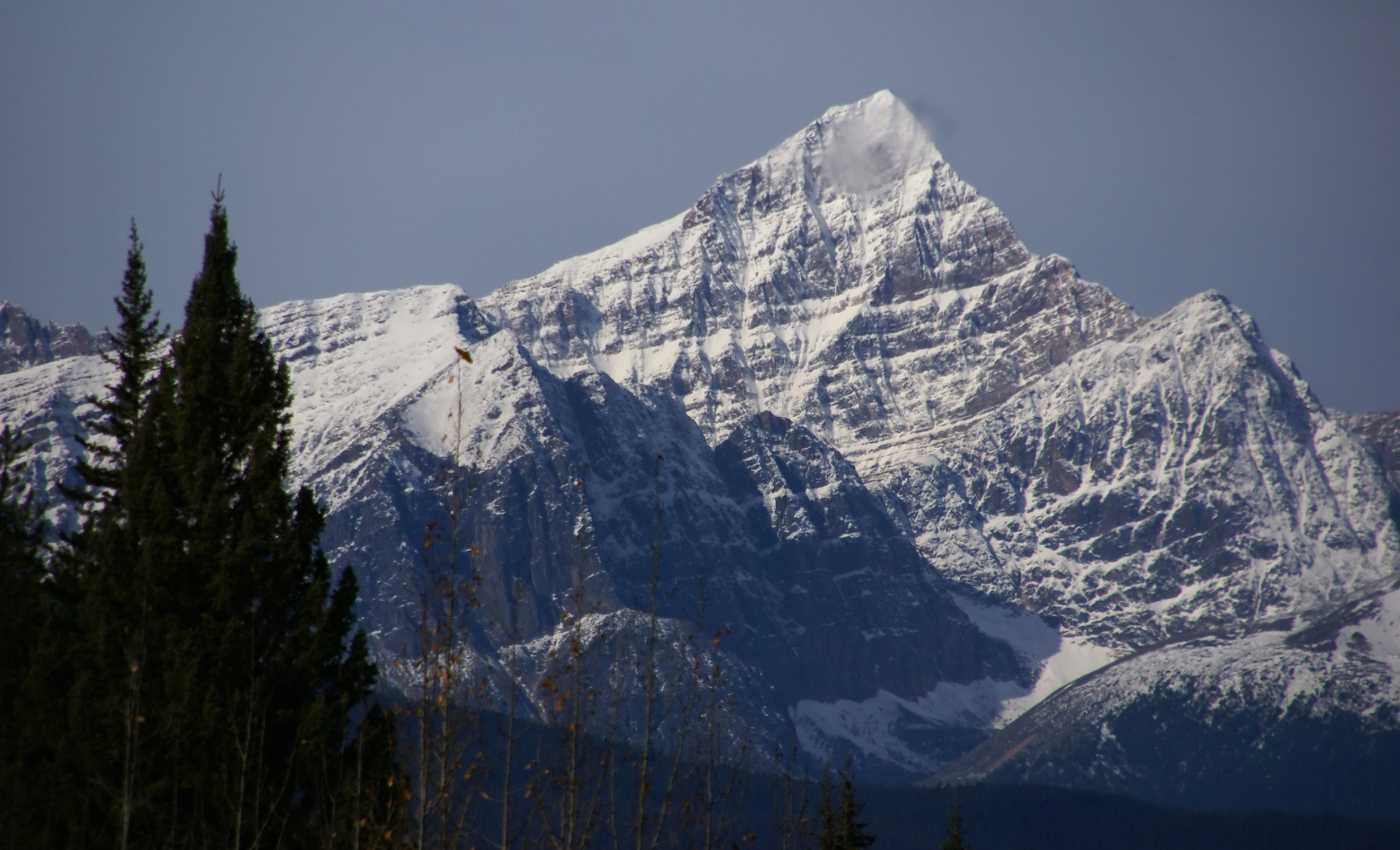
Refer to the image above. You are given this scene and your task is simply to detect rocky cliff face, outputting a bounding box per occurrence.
[1336,409,1400,494]
[914,293,1399,647]
[2,91,1397,793]
[0,302,106,374]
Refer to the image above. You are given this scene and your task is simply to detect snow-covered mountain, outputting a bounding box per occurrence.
[0,301,107,374]
[2,91,1398,802]
[936,575,1400,819]
[918,292,1399,647]
[476,91,1397,650]
[254,284,1026,775]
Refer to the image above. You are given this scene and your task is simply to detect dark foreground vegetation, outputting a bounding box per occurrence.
[393,707,1400,850]
[3,192,1398,849]
[2,192,395,848]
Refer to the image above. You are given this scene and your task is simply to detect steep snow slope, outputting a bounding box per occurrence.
[260,284,493,510]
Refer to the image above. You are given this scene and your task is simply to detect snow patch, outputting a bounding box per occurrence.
[952,594,1119,723]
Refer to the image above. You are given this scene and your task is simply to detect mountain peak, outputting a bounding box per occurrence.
[817,89,928,137]
[1155,289,1265,346]
[758,89,944,197]
[818,89,925,137]
[482,88,1081,447]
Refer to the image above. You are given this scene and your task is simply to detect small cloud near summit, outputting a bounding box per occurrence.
[840,89,958,144]
[821,88,945,196]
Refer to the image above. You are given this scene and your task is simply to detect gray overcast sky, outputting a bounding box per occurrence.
[3,1,1397,410]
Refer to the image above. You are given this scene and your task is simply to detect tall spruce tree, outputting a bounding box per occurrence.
[836,768,876,850]
[137,185,383,848]
[72,219,164,501]
[57,218,168,850]
[817,766,876,850]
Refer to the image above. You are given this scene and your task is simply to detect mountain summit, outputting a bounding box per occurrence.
[481,89,1115,453]
[762,88,946,197]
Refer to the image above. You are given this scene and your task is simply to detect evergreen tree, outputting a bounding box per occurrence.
[816,767,875,850]
[133,185,384,848]
[56,217,168,850]
[836,768,875,849]
[938,804,968,850]
[71,219,165,502]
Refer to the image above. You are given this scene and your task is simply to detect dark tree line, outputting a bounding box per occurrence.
[0,192,402,849]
